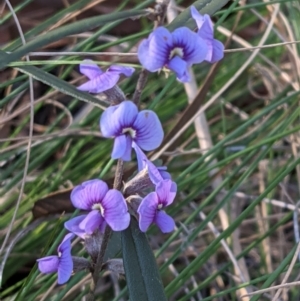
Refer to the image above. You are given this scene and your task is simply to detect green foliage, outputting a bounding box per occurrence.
[1,0,300,300]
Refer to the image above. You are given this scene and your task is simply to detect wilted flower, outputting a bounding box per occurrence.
[100,101,163,161]
[70,179,130,232]
[77,60,135,93]
[190,6,224,63]
[138,179,177,233]
[132,142,171,184]
[138,26,208,82]
[37,233,73,285]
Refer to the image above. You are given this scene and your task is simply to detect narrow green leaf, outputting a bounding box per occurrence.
[121,219,167,301]
[0,50,107,110]
[0,9,147,70]
[168,0,230,31]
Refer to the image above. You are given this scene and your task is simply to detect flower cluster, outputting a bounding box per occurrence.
[37,6,223,286]
[138,5,223,82]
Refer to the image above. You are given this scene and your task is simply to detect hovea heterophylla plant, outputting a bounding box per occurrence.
[31,4,224,300]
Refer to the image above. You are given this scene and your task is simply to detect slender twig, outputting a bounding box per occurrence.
[132,69,148,106]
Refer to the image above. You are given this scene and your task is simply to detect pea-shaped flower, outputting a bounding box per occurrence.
[70,179,130,233]
[37,233,73,285]
[100,101,163,161]
[77,60,135,93]
[138,179,177,233]
[138,26,208,82]
[190,6,224,63]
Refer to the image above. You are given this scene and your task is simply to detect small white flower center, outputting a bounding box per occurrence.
[169,47,184,60]
[157,203,163,210]
[92,203,105,216]
[122,127,136,138]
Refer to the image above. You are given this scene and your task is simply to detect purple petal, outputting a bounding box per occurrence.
[37,256,59,274]
[112,134,127,160]
[172,27,208,65]
[167,56,190,82]
[71,179,109,210]
[157,167,172,180]
[133,110,163,151]
[155,210,175,233]
[137,192,158,232]
[108,65,135,77]
[156,179,177,207]
[191,7,213,37]
[57,233,73,254]
[147,161,164,185]
[77,72,120,94]
[64,216,87,239]
[210,39,224,63]
[100,101,138,138]
[132,142,147,171]
[101,189,130,231]
[57,244,73,284]
[138,27,172,72]
[112,134,132,161]
[80,210,104,235]
[79,60,103,79]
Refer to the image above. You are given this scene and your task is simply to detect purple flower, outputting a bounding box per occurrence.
[138,26,208,82]
[70,179,130,232]
[77,60,135,93]
[132,142,171,184]
[37,233,73,285]
[138,179,177,233]
[64,215,106,239]
[190,6,224,63]
[100,101,163,161]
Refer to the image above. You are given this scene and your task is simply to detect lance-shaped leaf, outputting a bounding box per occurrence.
[121,219,167,301]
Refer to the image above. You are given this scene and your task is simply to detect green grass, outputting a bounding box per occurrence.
[1,0,300,300]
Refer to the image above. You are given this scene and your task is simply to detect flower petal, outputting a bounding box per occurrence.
[57,233,74,254]
[79,210,104,234]
[210,39,224,63]
[167,56,190,82]
[172,27,208,64]
[112,134,127,160]
[37,256,59,274]
[100,101,138,138]
[101,189,130,231]
[137,192,158,232]
[138,27,172,72]
[77,72,120,94]
[132,142,147,171]
[71,179,109,210]
[57,245,73,284]
[108,65,135,77]
[156,179,177,207]
[64,216,87,239]
[155,210,175,233]
[133,110,163,151]
[112,134,132,161]
[79,60,103,79]
[191,7,213,39]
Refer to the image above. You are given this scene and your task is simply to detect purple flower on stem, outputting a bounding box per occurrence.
[138,26,208,82]
[132,142,171,185]
[190,6,224,63]
[100,101,163,161]
[138,179,177,233]
[64,215,106,239]
[37,233,73,285]
[77,60,135,93]
[70,179,130,232]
